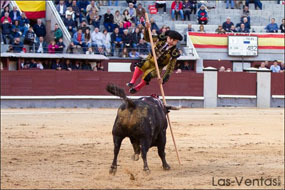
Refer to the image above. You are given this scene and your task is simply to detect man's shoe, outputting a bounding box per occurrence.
[126,82,134,88]
[129,88,137,94]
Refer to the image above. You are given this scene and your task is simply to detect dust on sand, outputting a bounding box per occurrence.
[1,108,284,189]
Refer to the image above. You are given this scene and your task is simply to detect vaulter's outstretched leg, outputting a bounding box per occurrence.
[126,67,143,88]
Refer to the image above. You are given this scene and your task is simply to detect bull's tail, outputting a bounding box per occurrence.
[106,83,135,108]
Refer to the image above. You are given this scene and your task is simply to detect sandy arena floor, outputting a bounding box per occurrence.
[1,108,284,189]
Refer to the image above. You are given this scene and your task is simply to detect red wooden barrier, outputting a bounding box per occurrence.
[218,72,257,95]
[0,71,203,96]
[271,73,285,95]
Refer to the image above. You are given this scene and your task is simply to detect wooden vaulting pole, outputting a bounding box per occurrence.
[145,13,181,165]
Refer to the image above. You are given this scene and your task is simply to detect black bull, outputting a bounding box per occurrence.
[106,84,178,175]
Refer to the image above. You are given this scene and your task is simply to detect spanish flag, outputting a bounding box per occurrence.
[16,1,46,19]
[189,32,285,50]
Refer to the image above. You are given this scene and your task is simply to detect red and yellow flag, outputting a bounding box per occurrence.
[16,1,46,19]
[189,32,285,50]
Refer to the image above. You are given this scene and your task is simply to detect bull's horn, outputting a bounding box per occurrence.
[166,105,181,110]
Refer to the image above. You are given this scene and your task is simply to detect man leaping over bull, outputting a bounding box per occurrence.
[126,21,183,94]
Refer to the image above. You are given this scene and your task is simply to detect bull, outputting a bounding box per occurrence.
[106,84,178,175]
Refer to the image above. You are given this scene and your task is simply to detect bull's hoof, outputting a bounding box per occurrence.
[126,83,134,88]
[131,154,140,161]
[129,88,137,94]
[143,167,151,175]
[163,164,171,170]
[109,166,117,175]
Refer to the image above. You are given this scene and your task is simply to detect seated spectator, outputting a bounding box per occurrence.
[29,59,38,69]
[131,27,141,48]
[71,28,87,52]
[86,47,95,54]
[136,3,146,23]
[104,9,114,32]
[77,0,89,16]
[24,26,36,52]
[242,6,250,17]
[11,20,22,39]
[215,25,225,34]
[111,27,124,55]
[259,62,267,69]
[113,10,123,28]
[18,13,29,36]
[229,25,237,32]
[280,19,285,33]
[9,37,23,53]
[236,17,251,30]
[71,0,82,23]
[91,27,104,48]
[56,0,67,19]
[121,47,129,58]
[151,29,158,38]
[1,12,13,44]
[280,62,284,72]
[219,66,225,72]
[222,17,234,32]
[270,60,281,73]
[84,28,92,47]
[65,59,73,71]
[97,46,106,55]
[72,61,81,70]
[33,19,46,38]
[126,0,137,7]
[238,23,249,33]
[86,0,100,16]
[48,40,59,54]
[79,20,90,33]
[88,9,101,28]
[245,0,262,10]
[101,30,111,55]
[118,22,125,34]
[122,9,132,28]
[226,0,234,9]
[64,14,77,35]
[9,6,20,22]
[171,0,184,21]
[56,38,66,53]
[65,7,75,21]
[180,61,191,70]
[37,61,44,70]
[54,23,63,42]
[137,39,149,55]
[126,3,137,23]
[156,0,167,13]
[150,18,159,32]
[35,36,48,53]
[129,48,139,58]
[198,24,206,33]
[186,24,195,32]
[81,62,92,70]
[51,59,65,70]
[1,6,10,18]
[128,22,136,33]
[183,0,192,21]
[197,5,208,24]
[265,18,279,33]
[122,29,132,49]
[94,62,104,71]
[226,68,232,72]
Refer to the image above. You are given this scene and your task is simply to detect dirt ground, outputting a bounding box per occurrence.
[1,108,284,189]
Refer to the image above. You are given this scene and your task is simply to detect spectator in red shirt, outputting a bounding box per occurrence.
[171,0,184,21]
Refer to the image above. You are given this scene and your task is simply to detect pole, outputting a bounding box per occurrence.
[145,13,181,165]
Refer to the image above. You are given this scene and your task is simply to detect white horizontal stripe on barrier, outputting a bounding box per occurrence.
[0,96,204,100]
[218,95,257,99]
[272,95,285,99]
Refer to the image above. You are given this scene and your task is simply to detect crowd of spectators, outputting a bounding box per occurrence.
[1,0,284,57]
[19,58,104,71]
